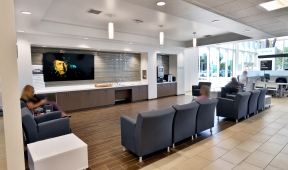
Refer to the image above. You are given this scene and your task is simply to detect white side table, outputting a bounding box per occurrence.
[265,95,271,108]
[28,134,88,170]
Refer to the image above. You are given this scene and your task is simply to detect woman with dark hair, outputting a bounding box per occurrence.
[21,85,70,117]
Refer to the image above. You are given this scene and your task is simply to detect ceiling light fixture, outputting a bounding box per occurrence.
[212,20,220,23]
[21,11,31,15]
[157,2,166,6]
[259,0,288,11]
[108,14,114,39]
[84,37,89,39]
[193,32,197,48]
[159,25,164,46]
[18,30,24,33]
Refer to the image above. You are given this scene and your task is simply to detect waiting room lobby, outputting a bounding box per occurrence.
[1,0,288,170]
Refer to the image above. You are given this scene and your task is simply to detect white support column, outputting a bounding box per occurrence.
[0,0,25,169]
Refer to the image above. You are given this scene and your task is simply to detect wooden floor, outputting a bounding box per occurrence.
[68,94,240,170]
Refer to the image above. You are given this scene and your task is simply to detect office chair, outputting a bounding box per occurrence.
[275,77,288,97]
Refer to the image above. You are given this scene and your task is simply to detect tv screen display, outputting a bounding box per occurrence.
[260,60,272,70]
[43,53,94,82]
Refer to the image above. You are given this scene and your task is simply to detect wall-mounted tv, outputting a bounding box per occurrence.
[43,53,94,82]
[260,60,272,71]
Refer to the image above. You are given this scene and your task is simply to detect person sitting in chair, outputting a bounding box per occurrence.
[193,85,210,102]
[20,85,70,117]
[225,77,242,95]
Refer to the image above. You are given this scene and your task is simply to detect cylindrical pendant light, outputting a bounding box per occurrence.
[160,25,164,46]
[108,15,114,39]
[193,32,197,47]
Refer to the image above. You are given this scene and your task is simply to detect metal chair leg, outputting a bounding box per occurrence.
[167,147,170,152]
[173,144,175,148]
[139,157,142,162]
[195,134,198,138]
[210,128,212,132]
[123,147,126,151]
[236,119,238,123]
[191,136,194,140]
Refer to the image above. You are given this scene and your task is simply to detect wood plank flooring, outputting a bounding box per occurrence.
[67,94,240,170]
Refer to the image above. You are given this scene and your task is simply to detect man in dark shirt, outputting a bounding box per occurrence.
[225,77,242,94]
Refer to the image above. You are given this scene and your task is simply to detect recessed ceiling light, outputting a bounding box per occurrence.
[18,30,24,33]
[21,11,31,15]
[244,30,250,32]
[212,20,220,23]
[129,42,133,44]
[83,37,88,39]
[42,46,47,47]
[259,0,288,11]
[157,2,166,6]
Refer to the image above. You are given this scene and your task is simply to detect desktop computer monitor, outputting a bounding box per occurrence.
[264,74,270,81]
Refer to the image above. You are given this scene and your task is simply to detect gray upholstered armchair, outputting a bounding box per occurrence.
[217,92,251,123]
[121,107,175,162]
[196,99,218,135]
[248,90,261,116]
[21,107,71,144]
[257,88,268,111]
[192,82,212,98]
[172,102,199,148]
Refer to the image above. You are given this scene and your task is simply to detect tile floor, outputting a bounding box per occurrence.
[140,97,288,170]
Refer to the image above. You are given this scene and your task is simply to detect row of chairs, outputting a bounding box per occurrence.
[121,99,218,162]
[217,88,268,123]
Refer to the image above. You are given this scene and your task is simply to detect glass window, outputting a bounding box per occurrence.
[199,47,209,80]
[219,49,227,79]
[228,43,234,49]
[284,40,288,53]
[275,40,283,54]
[228,50,234,77]
[210,47,219,81]
[239,42,245,51]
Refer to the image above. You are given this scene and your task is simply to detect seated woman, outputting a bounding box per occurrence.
[21,85,70,117]
[193,85,210,102]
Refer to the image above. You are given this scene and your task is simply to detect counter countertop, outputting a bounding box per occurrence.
[36,83,148,94]
[157,82,177,84]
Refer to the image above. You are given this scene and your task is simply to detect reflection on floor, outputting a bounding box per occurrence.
[1,92,288,170]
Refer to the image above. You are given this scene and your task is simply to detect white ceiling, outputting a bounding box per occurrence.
[13,0,279,48]
[185,0,288,37]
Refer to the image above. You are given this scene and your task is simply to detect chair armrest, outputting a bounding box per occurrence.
[34,111,62,124]
[216,98,234,118]
[236,88,243,93]
[120,116,136,152]
[226,95,236,100]
[37,118,70,141]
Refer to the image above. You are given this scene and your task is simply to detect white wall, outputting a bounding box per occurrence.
[184,48,199,92]
[17,39,33,91]
[16,33,186,99]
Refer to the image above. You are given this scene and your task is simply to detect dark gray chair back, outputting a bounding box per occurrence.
[258,88,268,110]
[234,92,251,119]
[21,107,38,143]
[135,107,175,157]
[172,102,199,143]
[198,82,212,88]
[248,90,261,114]
[20,100,27,109]
[196,99,218,133]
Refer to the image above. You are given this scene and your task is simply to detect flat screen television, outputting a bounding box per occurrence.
[43,53,94,82]
[260,60,272,70]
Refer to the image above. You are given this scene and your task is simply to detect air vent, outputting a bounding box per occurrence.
[204,35,212,38]
[133,19,144,23]
[87,9,102,15]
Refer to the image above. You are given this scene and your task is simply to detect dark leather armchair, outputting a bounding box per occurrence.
[192,82,212,97]
[248,90,261,116]
[257,88,268,111]
[196,99,218,135]
[217,92,251,123]
[172,102,199,148]
[21,107,71,144]
[121,107,175,162]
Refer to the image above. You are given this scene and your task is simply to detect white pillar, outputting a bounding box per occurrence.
[0,0,25,169]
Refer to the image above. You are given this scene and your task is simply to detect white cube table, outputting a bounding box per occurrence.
[265,95,271,108]
[28,134,88,170]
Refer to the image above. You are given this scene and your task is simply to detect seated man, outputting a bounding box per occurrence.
[225,77,242,95]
